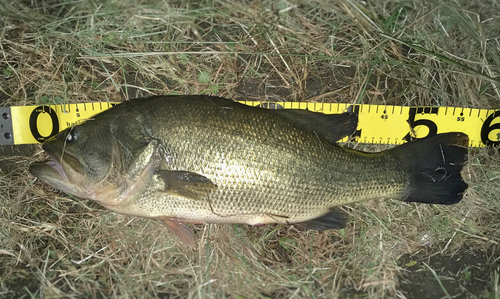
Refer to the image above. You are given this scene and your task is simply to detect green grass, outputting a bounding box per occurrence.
[1,0,500,298]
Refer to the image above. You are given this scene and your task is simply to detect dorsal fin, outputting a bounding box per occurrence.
[270,110,358,143]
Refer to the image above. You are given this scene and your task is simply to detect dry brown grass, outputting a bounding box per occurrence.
[1,0,499,298]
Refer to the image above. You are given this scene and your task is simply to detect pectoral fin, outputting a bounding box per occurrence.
[294,207,350,231]
[156,170,217,201]
[158,218,195,247]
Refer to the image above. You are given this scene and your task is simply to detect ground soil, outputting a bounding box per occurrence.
[399,246,499,299]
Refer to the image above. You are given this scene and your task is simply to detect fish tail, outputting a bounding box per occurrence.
[390,132,469,205]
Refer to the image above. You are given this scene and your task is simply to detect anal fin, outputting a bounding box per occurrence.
[294,207,350,232]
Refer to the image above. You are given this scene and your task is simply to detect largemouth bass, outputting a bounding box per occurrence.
[30,95,469,246]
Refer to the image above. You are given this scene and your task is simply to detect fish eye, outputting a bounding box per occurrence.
[66,128,79,142]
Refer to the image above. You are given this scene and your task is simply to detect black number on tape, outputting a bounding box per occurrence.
[29,106,59,142]
[403,107,438,142]
[481,110,500,147]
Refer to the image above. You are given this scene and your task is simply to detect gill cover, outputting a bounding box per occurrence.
[30,103,160,208]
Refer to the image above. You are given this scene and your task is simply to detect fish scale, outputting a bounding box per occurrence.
[30,95,469,246]
[123,98,409,223]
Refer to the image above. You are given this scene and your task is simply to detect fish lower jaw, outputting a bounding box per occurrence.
[45,159,70,181]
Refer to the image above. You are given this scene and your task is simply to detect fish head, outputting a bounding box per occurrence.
[29,116,150,207]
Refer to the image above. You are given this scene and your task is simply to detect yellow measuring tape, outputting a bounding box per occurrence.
[0,101,499,147]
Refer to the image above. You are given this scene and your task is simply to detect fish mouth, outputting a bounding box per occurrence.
[29,149,88,198]
[30,158,69,184]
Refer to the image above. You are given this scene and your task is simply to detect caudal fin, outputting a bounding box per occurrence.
[390,132,469,205]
